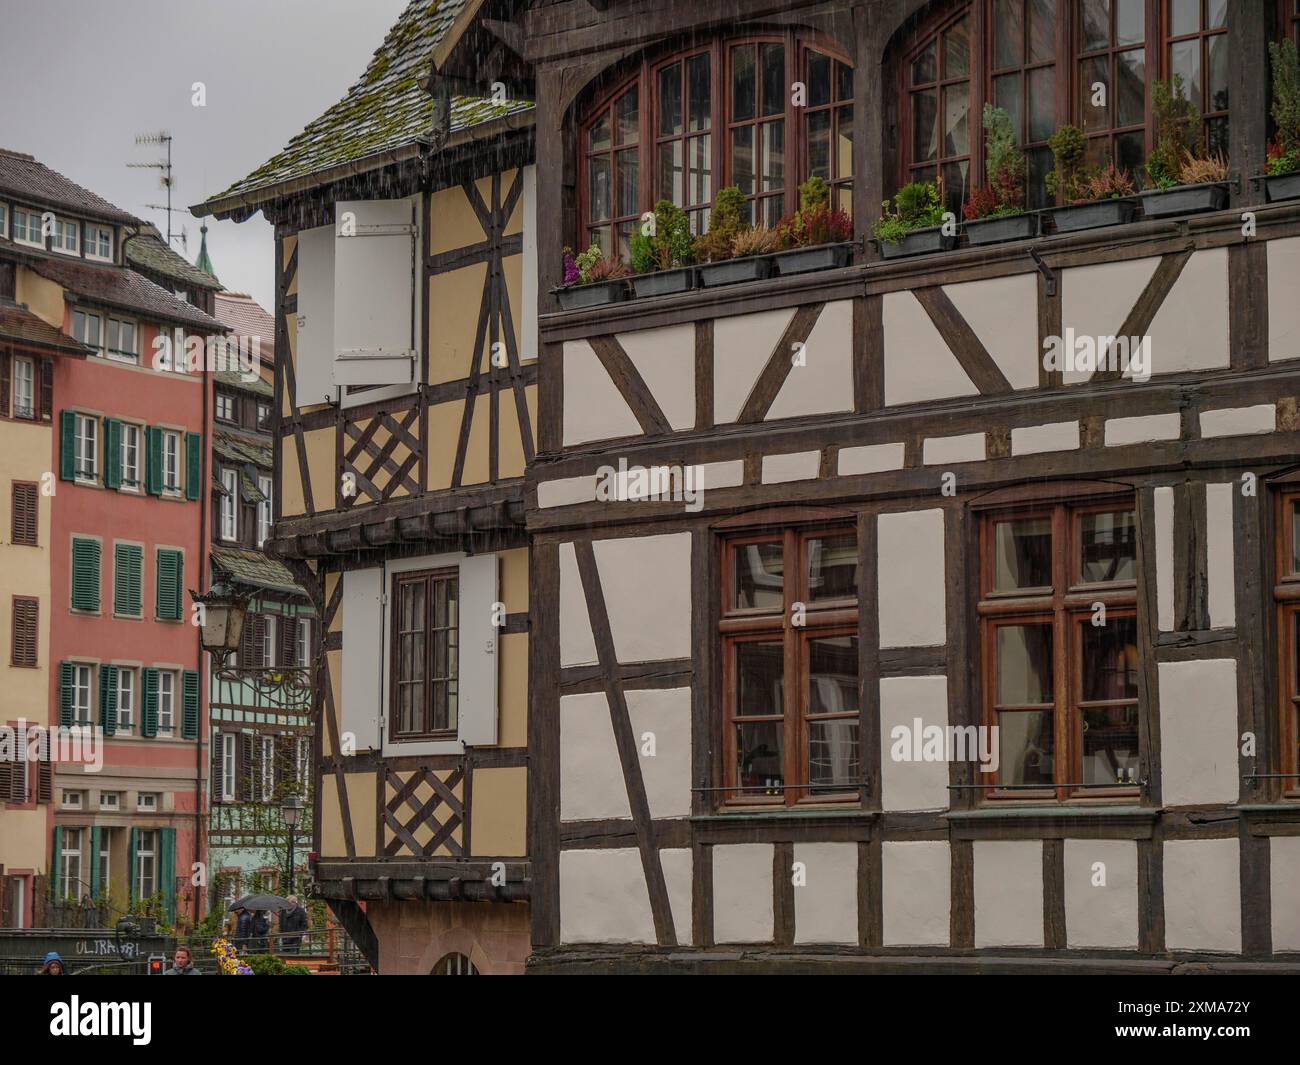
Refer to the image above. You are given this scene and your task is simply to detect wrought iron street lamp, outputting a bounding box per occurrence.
[280,794,304,896]
[192,580,250,660]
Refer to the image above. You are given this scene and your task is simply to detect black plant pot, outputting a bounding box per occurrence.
[774,242,855,275]
[1139,182,1229,219]
[631,267,696,299]
[1265,171,1300,203]
[963,213,1039,246]
[698,255,774,287]
[1048,199,1138,233]
[556,280,628,310]
[877,226,959,259]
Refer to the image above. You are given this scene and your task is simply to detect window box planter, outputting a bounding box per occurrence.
[630,266,697,299]
[773,241,855,276]
[1047,198,1137,233]
[962,213,1038,246]
[1264,171,1300,203]
[1138,181,1229,219]
[555,280,629,310]
[876,225,958,259]
[698,254,774,287]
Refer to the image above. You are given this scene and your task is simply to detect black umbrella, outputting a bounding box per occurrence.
[229,893,292,912]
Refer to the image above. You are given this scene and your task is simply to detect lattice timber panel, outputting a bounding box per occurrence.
[382,764,464,857]
[342,405,421,507]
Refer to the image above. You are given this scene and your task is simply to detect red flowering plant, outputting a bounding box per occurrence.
[776,177,853,249]
[963,104,1025,220]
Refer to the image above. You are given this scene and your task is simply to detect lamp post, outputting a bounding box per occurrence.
[280,794,303,896]
[192,580,250,661]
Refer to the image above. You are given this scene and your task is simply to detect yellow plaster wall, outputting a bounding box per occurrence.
[15,268,65,328]
[469,767,527,857]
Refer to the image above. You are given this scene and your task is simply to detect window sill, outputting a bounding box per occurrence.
[945,805,1157,839]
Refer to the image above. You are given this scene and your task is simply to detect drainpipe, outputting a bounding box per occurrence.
[194,329,212,927]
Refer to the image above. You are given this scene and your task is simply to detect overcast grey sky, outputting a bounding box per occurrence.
[0,0,409,310]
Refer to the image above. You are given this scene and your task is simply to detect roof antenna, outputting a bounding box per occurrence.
[129,131,182,249]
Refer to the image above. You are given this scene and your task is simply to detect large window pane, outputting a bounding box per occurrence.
[944,15,971,77]
[760,121,784,191]
[688,136,712,204]
[808,636,858,714]
[999,710,1055,785]
[1116,48,1146,127]
[589,112,611,152]
[616,149,639,216]
[1080,0,1110,52]
[1027,66,1056,141]
[615,87,639,144]
[912,39,937,85]
[994,74,1025,140]
[994,518,1052,591]
[808,720,860,790]
[997,623,1054,705]
[1207,33,1229,113]
[1169,38,1201,105]
[1028,0,1057,62]
[1081,615,1138,701]
[732,45,756,122]
[688,54,711,131]
[1168,0,1199,37]
[658,141,684,203]
[807,533,857,602]
[808,110,831,178]
[1080,510,1137,583]
[1116,0,1144,44]
[1081,705,1139,784]
[993,0,1024,70]
[807,50,831,107]
[760,42,785,117]
[658,62,683,136]
[912,88,938,162]
[734,542,783,610]
[736,720,784,794]
[731,125,755,194]
[1080,55,1110,130]
[736,642,784,716]
[943,83,970,155]
[589,156,611,220]
[837,106,854,179]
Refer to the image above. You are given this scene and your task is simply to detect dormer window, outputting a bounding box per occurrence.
[85,224,113,261]
[12,207,43,248]
[0,203,8,239]
[51,217,79,255]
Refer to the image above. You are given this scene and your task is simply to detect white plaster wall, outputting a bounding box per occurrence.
[882,291,979,406]
[766,300,854,421]
[1164,838,1241,954]
[923,432,985,465]
[713,843,774,943]
[762,450,820,483]
[877,509,946,648]
[1205,482,1235,629]
[563,340,641,445]
[793,842,858,944]
[944,272,1040,390]
[660,847,694,946]
[1269,837,1300,951]
[559,692,630,822]
[1105,412,1181,446]
[882,840,951,946]
[559,541,597,667]
[879,675,951,811]
[714,307,796,423]
[538,475,596,509]
[1063,839,1139,949]
[626,686,691,819]
[1155,486,1175,632]
[1268,236,1300,362]
[1011,421,1080,456]
[974,840,1043,948]
[697,459,745,489]
[838,442,904,476]
[1147,248,1230,374]
[1158,658,1239,807]
[592,533,692,662]
[618,323,696,430]
[560,848,654,943]
[1061,256,1160,384]
[1200,404,1275,438]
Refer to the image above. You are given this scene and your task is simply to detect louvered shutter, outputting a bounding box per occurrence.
[141,668,159,737]
[240,612,257,669]
[145,426,163,495]
[11,482,37,545]
[114,543,142,616]
[184,432,201,501]
[238,732,254,801]
[212,733,225,804]
[39,357,53,420]
[156,549,182,620]
[99,664,118,736]
[70,538,101,611]
[89,827,101,897]
[11,598,37,667]
[59,411,76,481]
[0,351,9,418]
[103,419,122,489]
[58,662,75,727]
[0,756,12,804]
[51,830,61,897]
[280,615,297,668]
[159,828,176,921]
[181,670,199,739]
[37,757,52,803]
[127,829,137,905]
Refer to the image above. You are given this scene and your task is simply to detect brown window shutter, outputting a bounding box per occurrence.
[11,483,37,546]
[212,732,224,804]
[0,757,12,804]
[11,598,37,667]
[240,614,260,670]
[37,758,52,804]
[39,357,53,421]
[0,351,9,419]
[280,616,297,668]
[238,732,254,801]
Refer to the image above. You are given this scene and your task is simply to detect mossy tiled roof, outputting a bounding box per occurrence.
[211,546,303,596]
[213,430,272,469]
[126,229,224,291]
[196,0,532,214]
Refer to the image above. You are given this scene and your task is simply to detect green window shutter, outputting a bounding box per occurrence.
[99,664,118,736]
[114,543,142,616]
[155,549,183,620]
[70,538,101,612]
[159,827,176,922]
[89,827,101,898]
[145,426,163,495]
[184,431,201,501]
[181,670,200,739]
[59,411,76,481]
[127,828,138,907]
[58,662,75,727]
[141,668,159,737]
[103,418,122,490]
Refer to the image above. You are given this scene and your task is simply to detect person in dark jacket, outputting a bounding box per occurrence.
[279,896,308,954]
[234,907,253,952]
[249,910,270,953]
[38,951,66,975]
[163,946,201,975]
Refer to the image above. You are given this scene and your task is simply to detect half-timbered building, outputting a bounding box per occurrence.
[195,0,537,973]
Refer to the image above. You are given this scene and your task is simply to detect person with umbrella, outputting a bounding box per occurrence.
[279,895,309,954]
[229,893,291,954]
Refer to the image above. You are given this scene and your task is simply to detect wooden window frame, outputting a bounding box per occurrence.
[11,480,38,546]
[720,524,860,808]
[801,45,856,213]
[11,596,37,668]
[977,496,1141,802]
[1274,489,1300,799]
[1161,0,1230,154]
[73,413,98,483]
[11,355,34,420]
[388,567,460,743]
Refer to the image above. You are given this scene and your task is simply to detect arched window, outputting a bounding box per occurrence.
[579,32,854,258]
[989,0,1059,208]
[432,952,479,975]
[1075,0,1148,176]
[1163,0,1229,155]
[904,9,973,214]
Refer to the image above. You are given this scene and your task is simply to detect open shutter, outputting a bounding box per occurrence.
[0,755,12,804]
[274,735,289,795]
[184,431,201,501]
[332,199,417,387]
[99,664,118,736]
[51,829,62,899]
[181,670,199,739]
[11,598,37,667]
[156,549,182,620]
[37,757,52,804]
[159,828,176,921]
[114,543,141,616]
[342,568,383,752]
[280,615,297,668]
[0,351,9,418]
[212,733,225,804]
[89,827,101,898]
[238,732,254,801]
[59,411,76,480]
[295,224,337,407]
[12,481,37,545]
[456,553,500,746]
[103,418,122,489]
[58,662,75,727]
[71,538,101,611]
[141,668,159,737]
[39,357,53,420]
[127,829,137,906]
[145,426,163,495]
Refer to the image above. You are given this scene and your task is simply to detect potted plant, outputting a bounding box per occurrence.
[1139,76,1230,217]
[872,179,953,258]
[1264,39,1300,202]
[1045,124,1138,232]
[772,176,856,273]
[556,243,630,310]
[696,186,777,286]
[629,198,697,297]
[962,105,1038,245]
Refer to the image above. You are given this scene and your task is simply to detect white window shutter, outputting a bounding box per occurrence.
[341,567,383,752]
[295,224,337,407]
[457,553,499,746]
[332,199,417,386]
